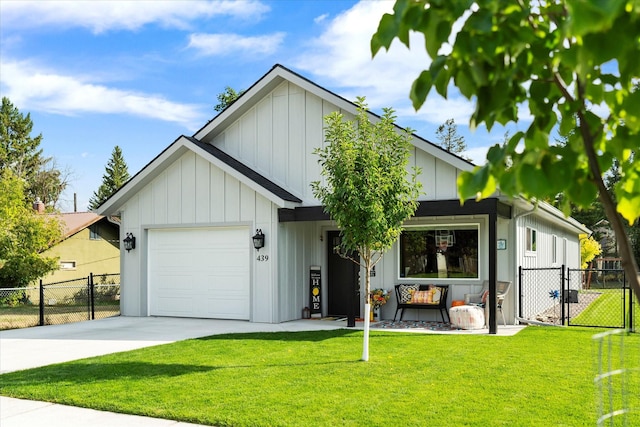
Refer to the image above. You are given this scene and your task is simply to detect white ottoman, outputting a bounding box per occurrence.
[449,305,486,330]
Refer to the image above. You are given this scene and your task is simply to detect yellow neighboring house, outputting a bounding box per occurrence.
[41,212,120,284]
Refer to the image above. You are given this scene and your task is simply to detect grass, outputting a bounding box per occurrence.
[0,304,120,330]
[573,289,639,330]
[0,327,638,426]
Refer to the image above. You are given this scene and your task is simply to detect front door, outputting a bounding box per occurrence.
[327,231,360,318]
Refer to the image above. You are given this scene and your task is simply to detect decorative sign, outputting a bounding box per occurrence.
[497,239,507,250]
[310,266,321,317]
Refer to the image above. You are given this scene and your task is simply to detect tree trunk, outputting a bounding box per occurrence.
[580,118,640,305]
[362,254,372,361]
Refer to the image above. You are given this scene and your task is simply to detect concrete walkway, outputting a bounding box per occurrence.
[0,316,524,426]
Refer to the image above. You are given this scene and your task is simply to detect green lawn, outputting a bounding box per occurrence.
[1,327,638,426]
[573,289,639,330]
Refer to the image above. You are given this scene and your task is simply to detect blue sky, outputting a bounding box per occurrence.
[1,0,519,212]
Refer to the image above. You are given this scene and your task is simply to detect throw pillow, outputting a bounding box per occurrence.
[398,284,419,303]
[430,286,442,304]
[481,290,489,304]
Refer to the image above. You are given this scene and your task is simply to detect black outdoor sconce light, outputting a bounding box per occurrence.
[123,232,136,252]
[252,229,265,251]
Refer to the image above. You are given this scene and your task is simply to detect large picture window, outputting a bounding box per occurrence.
[400,225,479,279]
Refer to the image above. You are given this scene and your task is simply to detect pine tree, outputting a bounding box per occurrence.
[435,118,467,155]
[89,146,130,210]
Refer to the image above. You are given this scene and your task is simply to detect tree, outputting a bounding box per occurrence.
[0,97,43,183]
[311,98,421,361]
[214,86,244,112]
[372,0,640,302]
[1,97,69,210]
[435,118,468,158]
[89,146,130,210]
[0,169,62,288]
[580,234,602,269]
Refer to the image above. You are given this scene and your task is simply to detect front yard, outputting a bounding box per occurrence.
[0,327,638,426]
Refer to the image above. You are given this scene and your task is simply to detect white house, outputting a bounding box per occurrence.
[97,64,589,332]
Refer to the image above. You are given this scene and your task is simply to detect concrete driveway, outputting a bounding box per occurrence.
[0,316,348,374]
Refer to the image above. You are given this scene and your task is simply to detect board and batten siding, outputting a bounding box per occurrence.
[210,80,463,206]
[118,150,278,322]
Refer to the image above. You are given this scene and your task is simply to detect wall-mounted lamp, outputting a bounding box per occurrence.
[123,232,136,252]
[252,229,265,251]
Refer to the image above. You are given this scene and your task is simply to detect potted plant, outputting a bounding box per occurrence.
[369,288,390,320]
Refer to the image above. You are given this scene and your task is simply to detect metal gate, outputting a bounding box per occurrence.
[519,266,637,332]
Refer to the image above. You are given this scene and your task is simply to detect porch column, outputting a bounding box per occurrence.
[488,211,497,334]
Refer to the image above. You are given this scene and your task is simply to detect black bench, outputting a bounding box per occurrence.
[394,284,450,323]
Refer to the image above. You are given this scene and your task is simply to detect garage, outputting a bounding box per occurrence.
[148,227,250,320]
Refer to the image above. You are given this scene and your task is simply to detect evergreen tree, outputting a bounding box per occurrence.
[89,146,130,210]
[435,118,466,154]
[0,97,69,210]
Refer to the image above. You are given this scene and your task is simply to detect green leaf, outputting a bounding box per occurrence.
[566,0,626,36]
[457,166,497,202]
[410,70,433,110]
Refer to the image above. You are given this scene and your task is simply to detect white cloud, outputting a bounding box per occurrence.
[293,1,532,139]
[187,32,285,57]
[0,0,269,33]
[1,60,206,130]
[294,2,428,107]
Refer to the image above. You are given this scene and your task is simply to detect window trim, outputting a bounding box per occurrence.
[525,226,537,255]
[60,260,77,270]
[397,223,480,281]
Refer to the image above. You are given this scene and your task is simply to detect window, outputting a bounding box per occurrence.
[552,235,558,264]
[526,227,537,253]
[399,225,479,279]
[60,261,76,270]
[89,224,100,240]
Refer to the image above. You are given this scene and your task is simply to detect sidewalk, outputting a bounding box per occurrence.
[1,397,209,427]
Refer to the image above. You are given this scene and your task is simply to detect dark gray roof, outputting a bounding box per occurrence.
[184,136,302,203]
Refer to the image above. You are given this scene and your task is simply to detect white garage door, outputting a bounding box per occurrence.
[148,227,250,319]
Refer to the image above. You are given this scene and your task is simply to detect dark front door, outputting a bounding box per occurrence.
[327,231,360,318]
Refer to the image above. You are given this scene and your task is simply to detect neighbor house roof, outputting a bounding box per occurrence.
[53,212,103,239]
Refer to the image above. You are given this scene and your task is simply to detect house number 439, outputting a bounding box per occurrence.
[257,254,269,262]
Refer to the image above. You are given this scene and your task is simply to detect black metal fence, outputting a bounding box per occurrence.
[519,265,637,332]
[0,273,120,330]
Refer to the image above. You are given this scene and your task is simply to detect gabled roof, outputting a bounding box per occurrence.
[96,135,302,216]
[194,64,474,172]
[50,212,104,239]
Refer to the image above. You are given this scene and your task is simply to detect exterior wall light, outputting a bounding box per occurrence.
[252,229,265,251]
[123,232,136,252]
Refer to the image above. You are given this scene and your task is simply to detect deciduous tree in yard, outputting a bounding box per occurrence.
[372,0,640,302]
[0,169,62,288]
[312,98,421,361]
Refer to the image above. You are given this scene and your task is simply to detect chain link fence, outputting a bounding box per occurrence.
[519,266,637,332]
[0,273,120,330]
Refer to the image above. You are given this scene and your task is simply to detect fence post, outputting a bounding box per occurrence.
[89,273,95,320]
[518,266,523,319]
[39,279,44,326]
[561,265,566,325]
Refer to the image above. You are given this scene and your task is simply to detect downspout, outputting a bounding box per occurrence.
[513,203,536,325]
